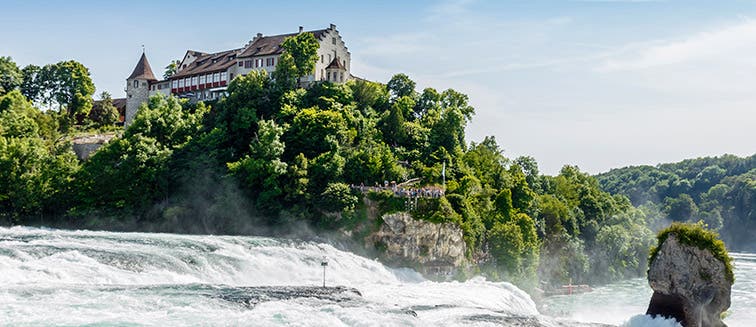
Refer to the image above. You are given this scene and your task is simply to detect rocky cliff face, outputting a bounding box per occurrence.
[368,212,466,277]
[646,234,731,327]
[72,134,115,160]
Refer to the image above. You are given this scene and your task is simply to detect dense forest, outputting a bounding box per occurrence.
[596,154,756,251]
[4,32,743,290]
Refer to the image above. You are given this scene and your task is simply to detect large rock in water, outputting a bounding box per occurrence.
[646,234,731,327]
[368,212,466,277]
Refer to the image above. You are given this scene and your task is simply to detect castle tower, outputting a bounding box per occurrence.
[325,54,347,83]
[125,52,158,126]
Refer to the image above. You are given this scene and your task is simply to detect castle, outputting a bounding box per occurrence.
[123,24,351,126]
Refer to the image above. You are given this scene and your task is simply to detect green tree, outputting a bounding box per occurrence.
[378,97,409,146]
[32,61,95,121]
[228,119,288,214]
[387,73,417,100]
[20,64,41,101]
[280,32,320,80]
[89,91,119,126]
[284,108,348,159]
[0,57,23,96]
[164,59,181,79]
[317,182,358,213]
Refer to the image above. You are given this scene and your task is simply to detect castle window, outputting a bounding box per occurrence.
[191,76,197,86]
[340,72,344,82]
[327,71,331,81]
[200,75,206,84]
[238,61,243,67]
[221,72,227,81]
[332,37,336,45]
[178,79,184,88]
[172,80,178,88]
[266,58,275,66]
[133,80,139,88]
[244,60,252,68]
[321,55,324,63]
[213,72,220,82]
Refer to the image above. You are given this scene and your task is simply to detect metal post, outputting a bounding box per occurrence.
[321,257,328,288]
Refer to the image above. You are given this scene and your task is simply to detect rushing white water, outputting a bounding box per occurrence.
[0,226,551,326]
[542,253,756,327]
[1,226,753,326]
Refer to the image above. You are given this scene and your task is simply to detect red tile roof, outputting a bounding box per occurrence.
[238,29,329,58]
[171,49,240,79]
[128,52,158,81]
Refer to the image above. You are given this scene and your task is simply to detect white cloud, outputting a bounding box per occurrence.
[600,19,756,72]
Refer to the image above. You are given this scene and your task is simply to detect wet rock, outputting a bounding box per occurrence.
[368,212,466,277]
[646,234,731,327]
[215,285,362,308]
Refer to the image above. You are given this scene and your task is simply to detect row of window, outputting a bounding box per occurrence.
[172,72,228,89]
[240,57,276,69]
[326,71,345,83]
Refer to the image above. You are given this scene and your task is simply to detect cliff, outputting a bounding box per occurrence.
[367,212,467,278]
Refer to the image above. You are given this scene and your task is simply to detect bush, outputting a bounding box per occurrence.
[649,222,734,284]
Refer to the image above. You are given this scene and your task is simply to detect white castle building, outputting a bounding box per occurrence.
[124,24,351,126]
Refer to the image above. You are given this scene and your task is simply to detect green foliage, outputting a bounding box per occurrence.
[285,108,348,159]
[89,91,119,126]
[0,57,671,289]
[387,73,416,100]
[0,56,23,96]
[31,60,95,121]
[164,59,180,79]
[649,222,734,284]
[280,32,320,80]
[597,154,755,250]
[317,182,358,213]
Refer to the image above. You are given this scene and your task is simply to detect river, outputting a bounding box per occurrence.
[0,226,752,326]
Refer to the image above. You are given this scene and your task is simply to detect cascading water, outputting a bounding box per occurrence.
[0,227,544,326]
[2,226,753,326]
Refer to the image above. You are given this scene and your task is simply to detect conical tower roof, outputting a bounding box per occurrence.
[326,56,345,70]
[127,52,158,81]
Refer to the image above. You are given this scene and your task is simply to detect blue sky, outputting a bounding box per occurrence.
[2,0,755,174]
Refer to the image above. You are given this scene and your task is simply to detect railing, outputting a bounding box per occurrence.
[349,185,445,199]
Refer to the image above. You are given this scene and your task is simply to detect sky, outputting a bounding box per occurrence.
[1,0,755,175]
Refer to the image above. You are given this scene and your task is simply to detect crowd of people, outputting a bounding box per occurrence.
[350,181,445,199]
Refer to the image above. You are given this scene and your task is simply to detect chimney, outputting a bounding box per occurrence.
[254,32,263,41]
[329,23,336,30]
[298,26,304,33]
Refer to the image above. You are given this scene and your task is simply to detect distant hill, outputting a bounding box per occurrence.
[596,154,756,251]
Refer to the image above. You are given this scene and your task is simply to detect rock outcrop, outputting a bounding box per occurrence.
[646,234,731,327]
[368,212,466,277]
[72,133,116,160]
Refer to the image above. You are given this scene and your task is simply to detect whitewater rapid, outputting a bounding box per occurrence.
[0,227,544,326]
[1,227,751,326]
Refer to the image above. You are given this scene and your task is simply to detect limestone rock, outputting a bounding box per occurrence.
[72,133,116,160]
[646,234,731,327]
[368,212,466,277]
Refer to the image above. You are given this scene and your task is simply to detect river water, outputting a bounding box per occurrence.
[541,252,756,326]
[0,226,752,326]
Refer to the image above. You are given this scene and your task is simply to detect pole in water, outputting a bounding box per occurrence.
[321,257,328,288]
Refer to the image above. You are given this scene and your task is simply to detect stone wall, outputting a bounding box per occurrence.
[125,79,150,127]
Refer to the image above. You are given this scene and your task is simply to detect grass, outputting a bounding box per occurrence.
[649,222,734,284]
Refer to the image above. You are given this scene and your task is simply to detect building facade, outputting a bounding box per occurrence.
[124,24,350,126]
